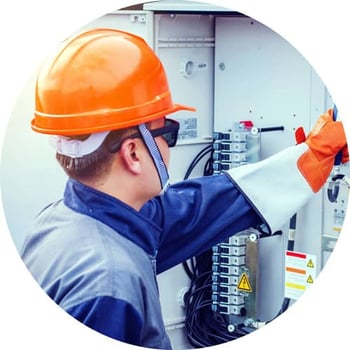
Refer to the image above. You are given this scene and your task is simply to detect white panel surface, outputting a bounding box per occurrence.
[155,13,215,146]
[214,17,326,158]
[144,0,231,12]
[76,11,154,46]
[213,16,329,321]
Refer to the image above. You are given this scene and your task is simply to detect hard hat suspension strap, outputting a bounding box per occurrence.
[138,123,170,194]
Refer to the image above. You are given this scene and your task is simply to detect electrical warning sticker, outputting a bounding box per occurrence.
[284,250,317,300]
[237,272,252,293]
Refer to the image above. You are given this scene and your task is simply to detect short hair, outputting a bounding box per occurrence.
[56,126,138,183]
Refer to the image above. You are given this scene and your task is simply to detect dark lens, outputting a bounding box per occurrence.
[162,132,175,147]
[163,119,179,147]
[147,119,179,147]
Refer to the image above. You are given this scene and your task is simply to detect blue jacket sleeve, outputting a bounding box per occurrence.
[66,296,143,346]
[141,173,263,274]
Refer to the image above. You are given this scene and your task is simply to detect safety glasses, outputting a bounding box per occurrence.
[147,118,180,147]
[108,118,180,153]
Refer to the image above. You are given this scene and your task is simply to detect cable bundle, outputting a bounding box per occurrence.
[182,144,250,347]
[183,145,214,180]
[183,251,249,347]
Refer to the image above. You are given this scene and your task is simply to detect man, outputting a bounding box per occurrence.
[21,28,348,349]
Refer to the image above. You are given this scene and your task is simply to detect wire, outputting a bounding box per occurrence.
[183,145,213,180]
[182,144,253,347]
[183,257,196,280]
[182,227,250,347]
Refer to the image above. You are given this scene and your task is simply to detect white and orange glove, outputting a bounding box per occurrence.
[227,109,348,233]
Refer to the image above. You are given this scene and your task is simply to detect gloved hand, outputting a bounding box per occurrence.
[295,109,348,193]
[227,108,348,233]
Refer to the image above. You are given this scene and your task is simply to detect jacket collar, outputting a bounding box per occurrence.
[63,179,162,257]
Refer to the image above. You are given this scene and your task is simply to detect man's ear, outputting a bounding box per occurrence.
[119,139,142,175]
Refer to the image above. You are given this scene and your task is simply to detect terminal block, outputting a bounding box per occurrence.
[213,122,261,174]
[211,123,261,326]
[211,230,259,321]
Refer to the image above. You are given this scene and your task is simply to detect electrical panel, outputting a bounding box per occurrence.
[1,2,348,350]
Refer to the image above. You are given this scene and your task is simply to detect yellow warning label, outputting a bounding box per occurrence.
[306,275,314,284]
[237,272,252,292]
[307,259,314,268]
[285,282,306,291]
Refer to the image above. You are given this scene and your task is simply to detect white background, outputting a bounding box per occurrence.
[0,0,349,349]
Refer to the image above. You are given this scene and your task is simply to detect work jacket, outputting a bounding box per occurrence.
[21,174,261,349]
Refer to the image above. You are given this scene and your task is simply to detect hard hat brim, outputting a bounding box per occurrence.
[31,103,196,136]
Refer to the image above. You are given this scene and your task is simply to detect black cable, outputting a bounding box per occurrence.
[182,144,253,347]
[182,144,214,301]
[327,180,340,203]
[183,245,250,347]
[183,145,213,180]
[183,260,194,280]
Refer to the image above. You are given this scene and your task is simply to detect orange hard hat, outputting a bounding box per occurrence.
[32,28,195,136]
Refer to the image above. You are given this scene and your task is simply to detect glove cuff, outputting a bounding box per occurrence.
[226,143,313,233]
[297,149,333,193]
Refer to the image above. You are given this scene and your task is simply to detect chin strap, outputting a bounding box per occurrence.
[138,123,170,194]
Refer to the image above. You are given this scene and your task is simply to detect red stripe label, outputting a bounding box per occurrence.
[286,251,307,259]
